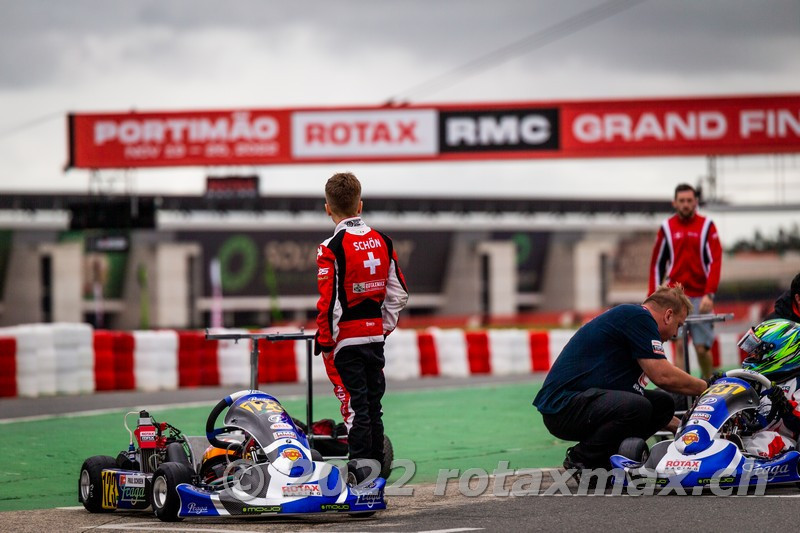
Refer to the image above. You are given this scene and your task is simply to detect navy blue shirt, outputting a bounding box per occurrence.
[533,304,666,415]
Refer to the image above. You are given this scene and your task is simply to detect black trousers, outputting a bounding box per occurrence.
[333,342,386,465]
[541,388,674,468]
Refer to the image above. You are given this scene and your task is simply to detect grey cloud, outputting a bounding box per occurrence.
[0,0,798,91]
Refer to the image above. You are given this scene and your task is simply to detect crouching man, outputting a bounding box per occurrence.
[533,284,707,473]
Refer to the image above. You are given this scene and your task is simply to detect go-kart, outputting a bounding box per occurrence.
[79,331,389,521]
[79,389,387,520]
[610,368,800,489]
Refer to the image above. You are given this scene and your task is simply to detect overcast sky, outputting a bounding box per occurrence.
[1,0,800,243]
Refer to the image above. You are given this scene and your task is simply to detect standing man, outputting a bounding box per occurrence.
[648,183,722,379]
[764,272,800,322]
[314,172,409,482]
[533,285,707,471]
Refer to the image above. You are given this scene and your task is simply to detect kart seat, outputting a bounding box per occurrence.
[166,442,195,473]
[643,440,670,469]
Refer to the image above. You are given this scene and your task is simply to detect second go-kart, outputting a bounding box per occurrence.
[80,389,387,521]
[611,369,800,489]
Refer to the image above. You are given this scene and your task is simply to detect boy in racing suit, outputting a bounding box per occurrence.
[743,380,800,458]
[738,319,800,458]
[314,172,409,481]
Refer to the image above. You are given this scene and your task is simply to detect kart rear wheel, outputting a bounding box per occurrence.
[618,437,649,463]
[151,462,194,522]
[381,435,394,479]
[79,455,118,513]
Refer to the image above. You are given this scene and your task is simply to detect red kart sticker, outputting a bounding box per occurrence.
[281,484,322,497]
[665,459,701,472]
[282,449,302,461]
[682,432,700,445]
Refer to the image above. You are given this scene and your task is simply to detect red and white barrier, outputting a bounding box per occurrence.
[0,337,17,398]
[0,324,755,399]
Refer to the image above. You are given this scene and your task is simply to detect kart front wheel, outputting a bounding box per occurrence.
[618,437,649,463]
[79,455,118,513]
[151,462,193,522]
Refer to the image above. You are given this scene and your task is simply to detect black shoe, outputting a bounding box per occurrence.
[346,459,371,486]
[563,447,586,483]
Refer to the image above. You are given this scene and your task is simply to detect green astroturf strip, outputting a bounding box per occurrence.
[0,380,569,512]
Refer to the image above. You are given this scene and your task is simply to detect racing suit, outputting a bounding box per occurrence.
[743,378,800,458]
[648,212,722,298]
[764,290,800,323]
[315,216,408,466]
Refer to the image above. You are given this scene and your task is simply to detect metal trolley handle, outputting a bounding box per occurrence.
[204,329,317,447]
[681,313,734,372]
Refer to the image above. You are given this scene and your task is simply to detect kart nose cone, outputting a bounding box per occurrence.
[273,446,313,477]
[675,427,712,455]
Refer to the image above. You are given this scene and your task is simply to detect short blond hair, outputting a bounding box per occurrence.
[643,283,693,315]
[325,172,361,217]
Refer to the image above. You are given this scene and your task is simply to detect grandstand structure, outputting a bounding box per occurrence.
[0,191,676,329]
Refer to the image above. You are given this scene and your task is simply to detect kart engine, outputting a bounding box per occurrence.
[120,410,187,473]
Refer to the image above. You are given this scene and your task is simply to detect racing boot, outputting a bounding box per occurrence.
[346,459,374,487]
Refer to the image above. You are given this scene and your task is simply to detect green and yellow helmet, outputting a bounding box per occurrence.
[739,318,800,381]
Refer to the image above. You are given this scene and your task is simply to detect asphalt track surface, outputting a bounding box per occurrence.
[4,375,800,532]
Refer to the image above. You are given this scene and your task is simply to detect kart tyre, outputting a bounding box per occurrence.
[350,510,377,518]
[381,435,394,479]
[618,437,649,463]
[79,455,118,513]
[151,462,194,522]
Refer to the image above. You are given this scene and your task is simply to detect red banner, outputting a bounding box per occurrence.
[68,109,292,168]
[67,95,800,168]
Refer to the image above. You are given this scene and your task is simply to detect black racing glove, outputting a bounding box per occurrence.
[313,331,334,356]
[767,386,793,417]
[704,371,725,388]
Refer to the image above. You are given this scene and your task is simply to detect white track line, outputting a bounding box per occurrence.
[93,522,271,533]
[418,529,484,532]
[0,396,304,424]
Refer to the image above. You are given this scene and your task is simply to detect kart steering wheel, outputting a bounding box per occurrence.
[724,369,772,390]
[205,390,251,452]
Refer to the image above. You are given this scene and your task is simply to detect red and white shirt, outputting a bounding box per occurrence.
[315,217,408,355]
[648,213,722,298]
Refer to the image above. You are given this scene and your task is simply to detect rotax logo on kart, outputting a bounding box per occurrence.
[281,483,322,497]
[664,459,701,472]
